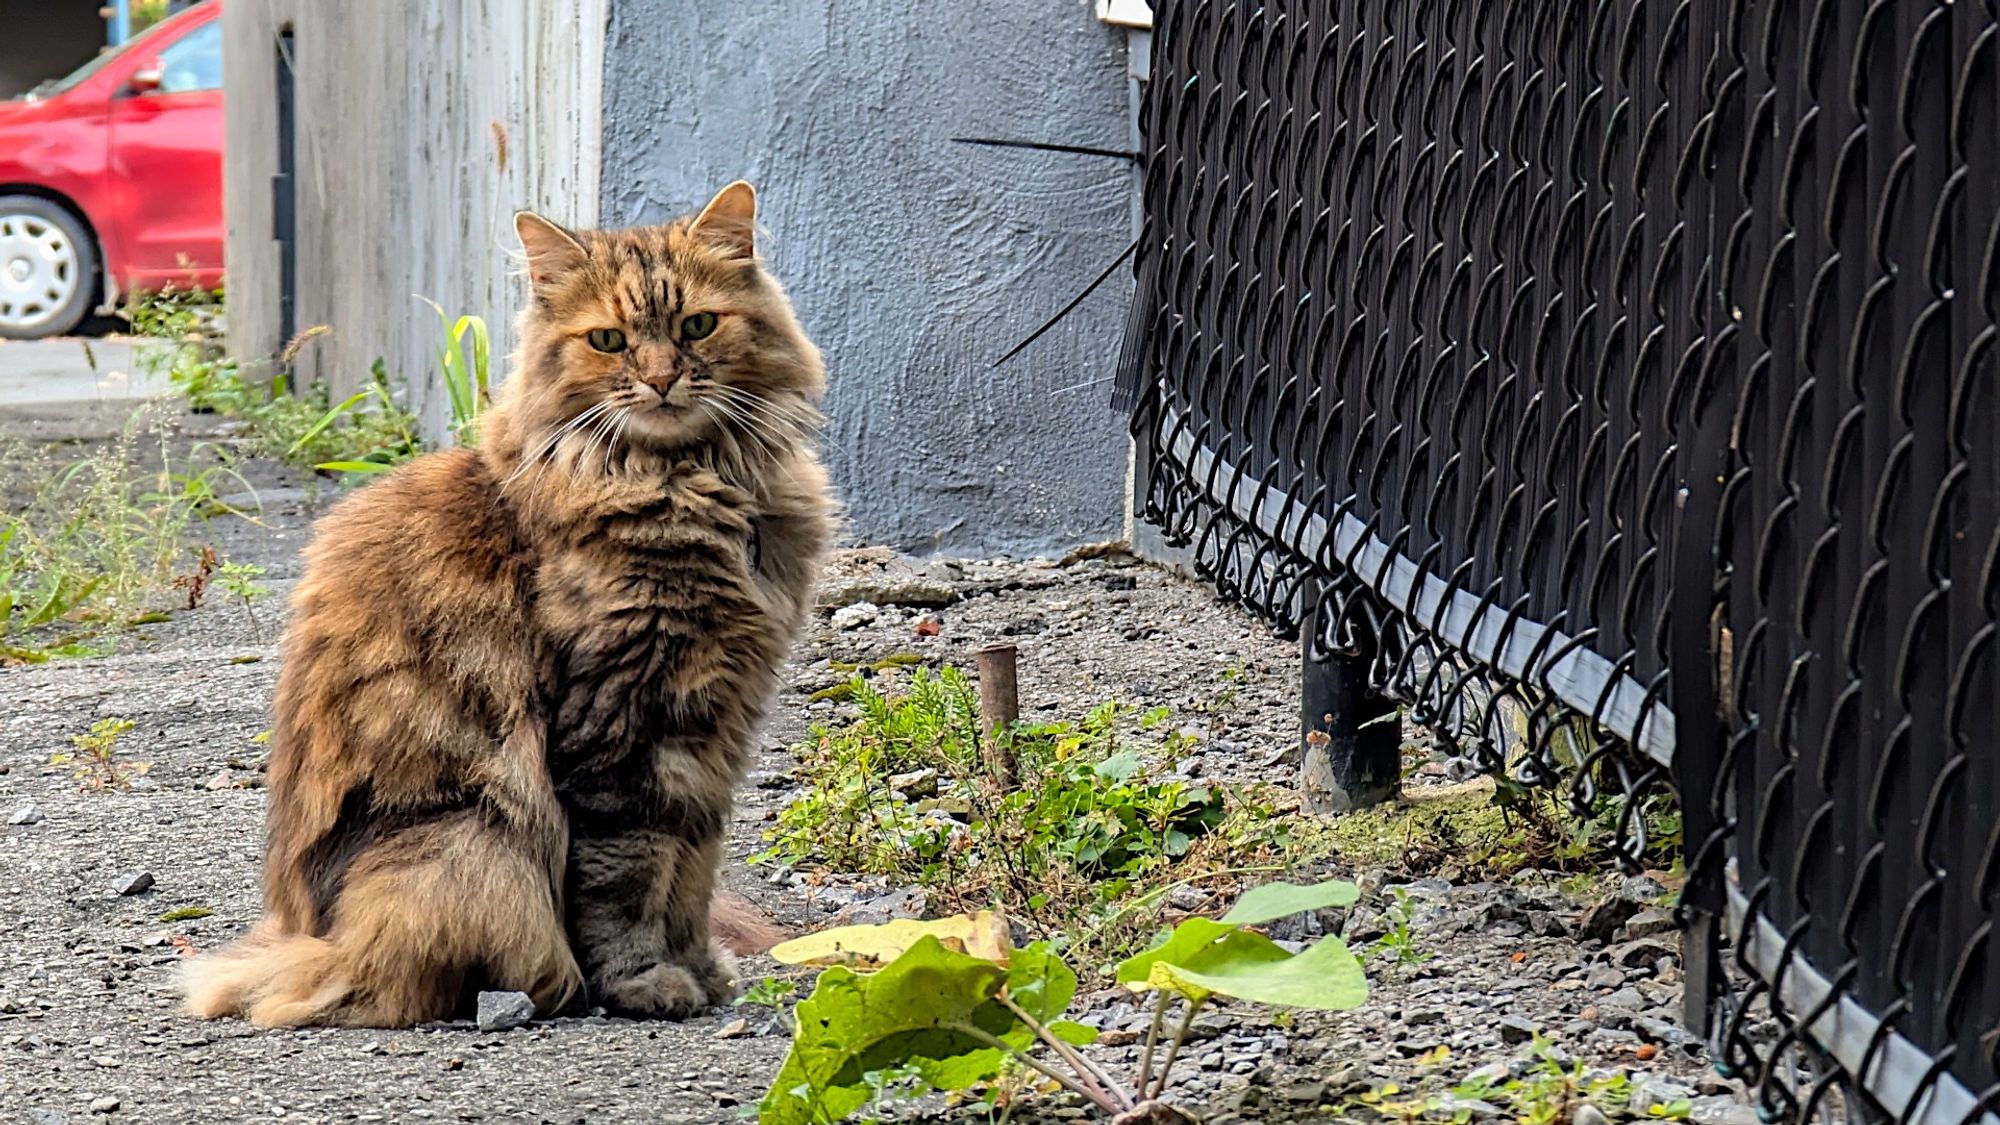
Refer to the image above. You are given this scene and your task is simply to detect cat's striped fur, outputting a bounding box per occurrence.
[182,183,834,1027]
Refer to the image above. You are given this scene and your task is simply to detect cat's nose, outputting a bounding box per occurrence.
[638,373,680,400]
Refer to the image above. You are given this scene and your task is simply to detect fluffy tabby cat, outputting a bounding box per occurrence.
[182,182,834,1028]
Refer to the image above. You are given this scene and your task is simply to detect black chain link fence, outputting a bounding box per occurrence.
[1113,3,2000,1123]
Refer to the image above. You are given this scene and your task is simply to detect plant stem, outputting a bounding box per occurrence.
[1137,990,1168,1096]
[1148,996,1205,1102]
[998,994,1135,1112]
[945,1022,1119,1117]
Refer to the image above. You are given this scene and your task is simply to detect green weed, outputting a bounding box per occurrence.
[758,667,1302,962]
[0,412,250,662]
[1370,887,1433,977]
[733,977,798,1013]
[50,717,146,790]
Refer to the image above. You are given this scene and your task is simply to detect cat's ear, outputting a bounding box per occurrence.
[514,211,589,285]
[690,181,757,260]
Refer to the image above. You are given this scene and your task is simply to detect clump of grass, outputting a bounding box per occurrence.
[50,717,147,790]
[132,288,492,479]
[759,666,1306,963]
[0,409,253,662]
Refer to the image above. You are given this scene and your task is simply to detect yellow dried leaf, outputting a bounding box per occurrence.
[768,910,1012,969]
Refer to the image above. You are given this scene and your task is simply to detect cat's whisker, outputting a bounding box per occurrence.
[605,408,633,476]
[711,385,818,433]
[574,407,624,482]
[707,387,810,450]
[706,395,791,462]
[519,404,610,477]
[503,402,612,488]
[701,396,778,464]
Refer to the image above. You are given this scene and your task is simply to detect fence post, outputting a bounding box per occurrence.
[1298,603,1400,813]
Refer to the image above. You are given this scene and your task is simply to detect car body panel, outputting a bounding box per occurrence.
[0,2,223,304]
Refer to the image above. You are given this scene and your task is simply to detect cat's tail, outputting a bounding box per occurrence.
[181,912,580,1029]
[711,890,788,956]
[179,923,362,1028]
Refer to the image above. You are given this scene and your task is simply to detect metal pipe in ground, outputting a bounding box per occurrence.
[976,642,1020,788]
[1299,595,1400,813]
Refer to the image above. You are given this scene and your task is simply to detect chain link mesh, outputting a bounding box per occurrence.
[1115,3,2000,1122]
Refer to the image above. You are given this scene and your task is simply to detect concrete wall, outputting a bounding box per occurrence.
[0,2,107,99]
[599,1,1135,556]
[222,0,605,428]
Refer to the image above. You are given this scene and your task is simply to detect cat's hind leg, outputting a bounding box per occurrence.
[184,809,581,1028]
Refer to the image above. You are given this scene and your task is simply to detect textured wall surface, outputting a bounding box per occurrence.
[600,1,1135,556]
[222,0,605,426]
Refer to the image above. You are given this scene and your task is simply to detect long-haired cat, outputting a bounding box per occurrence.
[182,182,834,1027]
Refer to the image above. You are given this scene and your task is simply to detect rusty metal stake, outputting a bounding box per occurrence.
[976,642,1020,788]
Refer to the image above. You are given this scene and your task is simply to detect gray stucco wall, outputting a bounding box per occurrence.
[600,1,1135,556]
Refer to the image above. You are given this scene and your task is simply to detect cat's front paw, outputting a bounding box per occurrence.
[598,947,737,1019]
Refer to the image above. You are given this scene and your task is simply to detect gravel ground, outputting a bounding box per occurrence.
[0,404,1757,1124]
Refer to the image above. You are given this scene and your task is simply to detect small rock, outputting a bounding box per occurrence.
[88,1098,120,1115]
[112,872,155,896]
[1631,1077,1696,1115]
[818,573,957,610]
[1575,1106,1611,1125]
[887,768,938,798]
[1609,938,1677,970]
[1281,1081,1328,1104]
[1586,965,1626,989]
[829,602,879,630]
[1528,910,1571,937]
[1624,909,1677,939]
[1688,1096,1760,1125]
[1587,1028,1643,1049]
[1602,987,1649,1012]
[1578,897,1641,942]
[1619,875,1668,902]
[714,1018,753,1039]
[1633,1015,1690,1046]
[25,1109,67,1125]
[1439,1096,1507,1121]
[1462,1062,1511,1086]
[475,990,534,1031]
[9,803,44,826]
[1497,1016,1540,1045]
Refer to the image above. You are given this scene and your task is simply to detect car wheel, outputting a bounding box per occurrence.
[0,195,97,340]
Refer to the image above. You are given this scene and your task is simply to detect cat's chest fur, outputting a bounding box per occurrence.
[533,463,788,781]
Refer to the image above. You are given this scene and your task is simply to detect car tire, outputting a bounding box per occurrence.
[0,195,98,340]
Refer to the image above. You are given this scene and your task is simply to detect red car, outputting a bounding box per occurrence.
[0,1,222,339]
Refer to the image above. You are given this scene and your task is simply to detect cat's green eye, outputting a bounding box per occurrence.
[680,312,718,341]
[587,328,627,354]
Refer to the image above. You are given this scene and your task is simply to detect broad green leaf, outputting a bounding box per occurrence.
[1049,1020,1099,1046]
[1219,878,1361,925]
[769,910,1012,969]
[1148,934,1368,1010]
[1095,749,1143,782]
[759,936,1054,1125]
[1003,941,1076,1023]
[315,460,396,474]
[1121,922,1294,1001]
